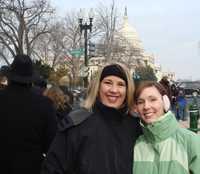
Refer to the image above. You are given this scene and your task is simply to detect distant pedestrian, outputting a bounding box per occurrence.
[133,81,200,174]
[177,89,187,121]
[44,85,72,122]
[59,85,74,106]
[41,62,142,174]
[171,83,178,116]
[0,55,57,174]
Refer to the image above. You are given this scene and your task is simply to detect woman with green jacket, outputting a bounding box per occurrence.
[133,81,200,174]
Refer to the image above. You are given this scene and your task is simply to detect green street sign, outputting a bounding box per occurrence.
[69,48,84,57]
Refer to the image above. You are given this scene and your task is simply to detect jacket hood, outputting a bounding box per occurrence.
[58,108,92,131]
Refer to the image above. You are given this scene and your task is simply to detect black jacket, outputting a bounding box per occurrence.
[0,83,57,174]
[41,101,142,174]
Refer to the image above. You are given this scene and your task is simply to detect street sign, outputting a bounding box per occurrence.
[69,48,84,57]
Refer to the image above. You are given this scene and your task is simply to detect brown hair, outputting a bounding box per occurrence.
[43,86,67,110]
[134,81,168,102]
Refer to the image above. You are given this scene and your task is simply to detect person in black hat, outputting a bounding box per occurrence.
[0,54,57,174]
[41,62,142,174]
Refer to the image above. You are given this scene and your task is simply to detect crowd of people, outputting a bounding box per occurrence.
[0,54,200,174]
[159,76,189,121]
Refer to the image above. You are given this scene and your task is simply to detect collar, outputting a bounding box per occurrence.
[142,111,179,143]
[93,100,129,122]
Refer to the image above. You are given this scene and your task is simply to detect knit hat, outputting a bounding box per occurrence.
[100,64,127,84]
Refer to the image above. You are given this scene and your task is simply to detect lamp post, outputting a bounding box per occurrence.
[79,15,93,87]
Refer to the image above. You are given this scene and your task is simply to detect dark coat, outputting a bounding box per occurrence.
[0,83,57,174]
[41,101,142,174]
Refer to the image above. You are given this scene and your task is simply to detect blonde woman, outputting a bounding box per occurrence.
[42,63,142,174]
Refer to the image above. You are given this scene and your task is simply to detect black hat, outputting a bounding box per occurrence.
[8,54,36,83]
[100,64,127,84]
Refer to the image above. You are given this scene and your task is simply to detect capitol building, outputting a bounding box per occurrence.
[86,8,174,82]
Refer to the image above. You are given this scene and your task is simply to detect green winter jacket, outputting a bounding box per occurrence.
[133,111,200,174]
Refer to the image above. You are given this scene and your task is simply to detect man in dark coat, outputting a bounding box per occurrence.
[0,55,57,174]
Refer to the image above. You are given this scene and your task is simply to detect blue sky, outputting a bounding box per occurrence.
[51,0,200,80]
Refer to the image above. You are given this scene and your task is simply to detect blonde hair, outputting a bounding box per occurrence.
[82,62,135,111]
[43,86,66,110]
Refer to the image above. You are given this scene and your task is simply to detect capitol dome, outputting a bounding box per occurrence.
[118,7,143,50]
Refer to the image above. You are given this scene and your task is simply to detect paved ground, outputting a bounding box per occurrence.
[179,118,200,134]
[179,119,191,128]
[179,120,188,128]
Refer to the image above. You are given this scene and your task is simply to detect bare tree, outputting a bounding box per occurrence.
[95,0,121,62]
[62,10,85,87]
[94,2,146,70]
[33,10,83,87]
[33,20,67,68]
[0,44,11,65]
[63,11,81,50]
[0,0,54,64]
